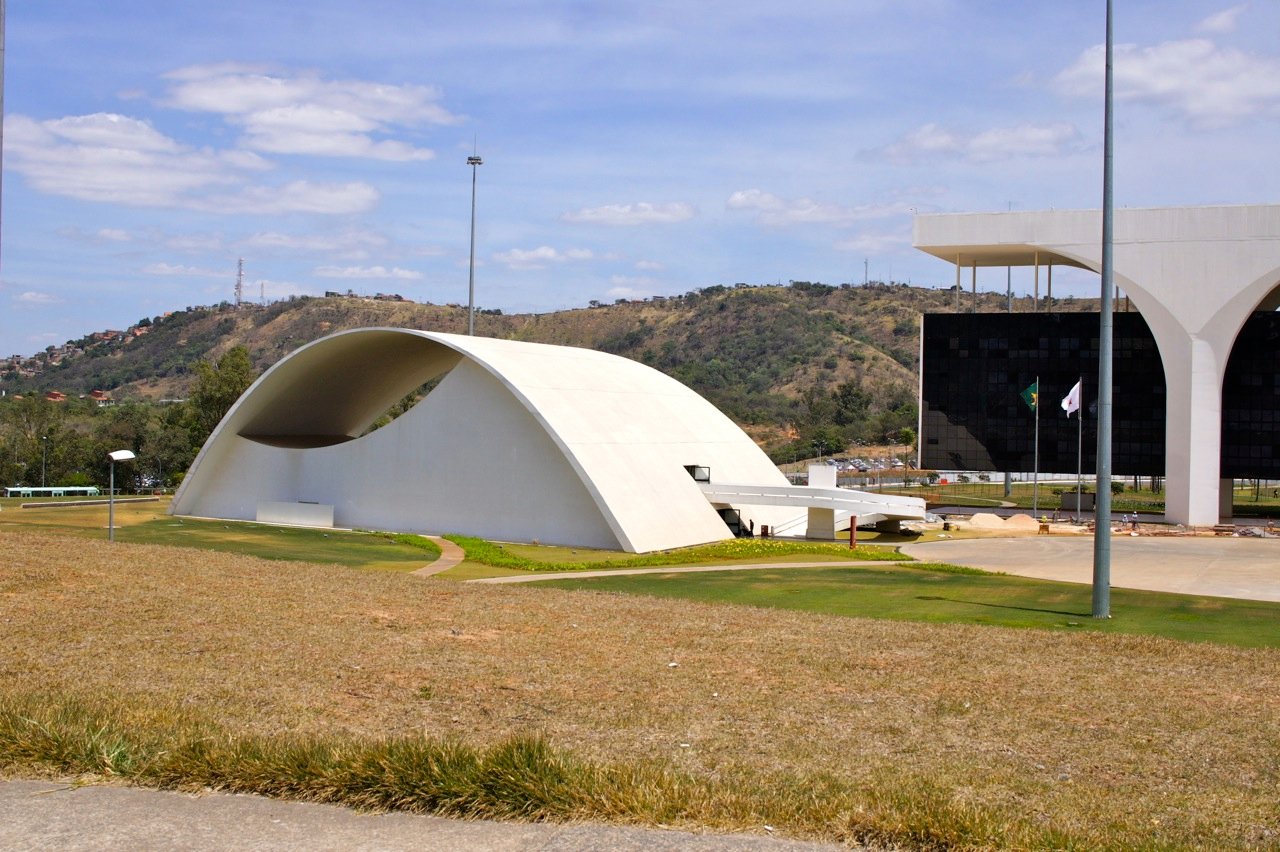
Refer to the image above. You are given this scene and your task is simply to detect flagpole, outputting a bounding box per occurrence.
[1076,376,1084,523]
[1033,375,1040,516]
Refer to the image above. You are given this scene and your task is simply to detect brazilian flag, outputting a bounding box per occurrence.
[1020,380,1039,411]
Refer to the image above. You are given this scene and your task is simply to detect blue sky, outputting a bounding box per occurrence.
[3,1,1279,356]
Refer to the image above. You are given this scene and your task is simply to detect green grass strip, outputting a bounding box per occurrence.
[538,564,1280,648]
[114,519,441,567]
[444,535,905,573]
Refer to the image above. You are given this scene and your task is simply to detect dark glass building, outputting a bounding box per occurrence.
[1221,311,1280,478]
[921,311,1280,478]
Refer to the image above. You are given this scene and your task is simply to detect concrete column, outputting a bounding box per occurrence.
[807,507,836,540]
[1161,337,1224,526]
[1219,478,1235,520]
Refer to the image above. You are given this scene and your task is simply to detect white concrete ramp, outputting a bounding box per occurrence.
[698,481,926,537]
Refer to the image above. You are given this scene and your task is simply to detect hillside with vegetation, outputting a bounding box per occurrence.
[1,282,1097,488]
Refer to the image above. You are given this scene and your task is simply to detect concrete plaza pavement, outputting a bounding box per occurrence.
[0,780,847,852]
[899,535,1280,602]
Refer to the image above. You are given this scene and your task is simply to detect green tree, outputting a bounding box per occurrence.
[187,346,257,447]
[831,380,871,427]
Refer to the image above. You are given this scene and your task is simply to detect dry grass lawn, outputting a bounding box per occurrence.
[2,528,1278,849]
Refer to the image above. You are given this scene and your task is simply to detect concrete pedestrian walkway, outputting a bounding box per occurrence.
[0,780,845,851]
[410,535,466,577]
[467,559,902,584]
[900,535,1280,602]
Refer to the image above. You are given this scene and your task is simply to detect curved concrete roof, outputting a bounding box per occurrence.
[172,328,795,552]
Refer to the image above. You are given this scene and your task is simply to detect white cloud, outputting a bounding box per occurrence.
[7,112,361,213]
[493,246,595,269]
[165,233,227,253]
[162,64,452,161]
[257,279,322,300]
[870,121,1081,164]
[1055,38,1280,127]
[606,279,656,300]
[15,291,62,305]
[198,180,380,215]
[239,105,434,162]
[1196,4,1247,35]
[727,189,912,226]
[244,229,390,260]
[966,123,1082,161]
[43,112,181,152]
[6,113,244,206]
[878,123,961,160]
[143,262,227,278]
[314,265,422,280]
[635,260,665,271]
[97,228,132,242]
[562,202,695,225]
[833,229,912,254]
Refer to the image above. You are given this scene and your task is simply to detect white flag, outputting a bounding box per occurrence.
[1060,380,1082,417]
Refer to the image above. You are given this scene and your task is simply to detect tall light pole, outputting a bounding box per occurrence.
[466,154,483,336]
[41,436,48,488]
[107,449,135,542]
[1093,0,1115,618]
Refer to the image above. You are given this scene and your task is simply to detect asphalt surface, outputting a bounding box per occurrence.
[900,534,1280,601]
[0,781,848,852]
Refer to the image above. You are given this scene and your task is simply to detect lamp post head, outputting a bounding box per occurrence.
[467,156,483,166]
[108,449,136,463]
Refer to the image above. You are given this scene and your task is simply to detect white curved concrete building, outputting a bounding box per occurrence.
[171,329,927,552]
[915,204,1280,527]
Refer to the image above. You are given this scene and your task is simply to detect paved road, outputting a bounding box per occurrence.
[0,781,846,852]
[900,535,1280,602]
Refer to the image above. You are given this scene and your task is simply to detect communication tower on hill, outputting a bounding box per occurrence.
[234,258,245,308]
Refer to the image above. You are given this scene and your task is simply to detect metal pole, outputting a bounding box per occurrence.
[1033,252,1040,312]
[1033,375,1040,516]
[1005,282,1013,499]
[108,461,115,542]
[1093,0,1115,619]
[466,154,482,336]
[1076,376,1084,523]
[41,436,47,487]
[954,256,961,312]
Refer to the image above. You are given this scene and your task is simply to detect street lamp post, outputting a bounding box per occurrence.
[466,154,483,336]
[107,449,135,542]
[1093,0,1115,619]
[41,436,47,487]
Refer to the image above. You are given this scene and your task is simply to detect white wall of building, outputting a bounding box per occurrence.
[172,329,797,552]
